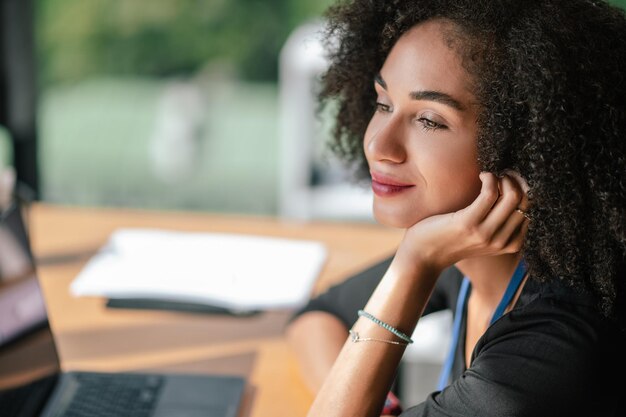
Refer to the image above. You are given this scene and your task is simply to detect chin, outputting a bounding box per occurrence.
[372,201,425,229]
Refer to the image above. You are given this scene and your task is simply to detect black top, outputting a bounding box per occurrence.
[290,256,626,417]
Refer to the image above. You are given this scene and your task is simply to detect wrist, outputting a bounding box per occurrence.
[361,254,440,330]
[394,240,445,278]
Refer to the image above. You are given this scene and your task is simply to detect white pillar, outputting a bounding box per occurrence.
[278,20,373,221]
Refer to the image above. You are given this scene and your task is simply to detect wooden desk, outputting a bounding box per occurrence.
[28,203,403,417]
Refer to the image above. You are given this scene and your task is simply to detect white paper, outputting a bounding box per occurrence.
[70,228,327,311]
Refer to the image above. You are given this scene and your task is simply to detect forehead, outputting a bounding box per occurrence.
[380,19,475,102]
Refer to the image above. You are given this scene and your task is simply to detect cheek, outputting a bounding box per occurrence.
[438,169,482,211]
[422,143,482,212]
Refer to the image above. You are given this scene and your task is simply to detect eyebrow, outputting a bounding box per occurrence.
[374,73,387,89]
[374,73,466,111]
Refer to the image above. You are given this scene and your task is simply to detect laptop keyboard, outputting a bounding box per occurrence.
[61,372,164,417]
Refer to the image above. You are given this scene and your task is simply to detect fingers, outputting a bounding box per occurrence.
[461,172,527,225]
[503,169,530,211]
[461,172,500,224]
[459,171,530,255]
[481,175,525,236]
[502,215,529,253]
[490,206,529,252]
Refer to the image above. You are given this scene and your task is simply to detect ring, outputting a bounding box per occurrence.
[516,208,530,220]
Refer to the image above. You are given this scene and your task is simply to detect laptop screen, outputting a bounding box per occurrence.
[0,203,60,392]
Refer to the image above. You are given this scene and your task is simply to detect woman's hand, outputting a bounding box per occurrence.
[306,172,529,417]
[395,172,530,273]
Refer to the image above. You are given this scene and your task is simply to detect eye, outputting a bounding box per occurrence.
[417,117,448,132]
[375,102,392,113]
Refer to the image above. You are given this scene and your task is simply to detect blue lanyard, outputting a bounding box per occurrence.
[436,260,527,391]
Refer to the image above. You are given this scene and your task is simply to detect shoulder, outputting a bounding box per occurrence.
[404,277,625,417]
[479,275,624,372]
[467,277,625,415]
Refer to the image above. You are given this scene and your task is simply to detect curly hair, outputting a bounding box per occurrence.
[319,0,626,321]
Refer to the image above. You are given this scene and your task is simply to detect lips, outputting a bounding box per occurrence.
[370,171,414,197]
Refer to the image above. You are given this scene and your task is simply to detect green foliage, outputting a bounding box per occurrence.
[36,0,333,85]
[37,0,624,85]
[610,0,626,8]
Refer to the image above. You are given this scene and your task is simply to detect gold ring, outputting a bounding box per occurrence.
[516,208,530,220]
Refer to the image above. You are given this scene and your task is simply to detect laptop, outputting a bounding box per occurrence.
[0,201,246,417]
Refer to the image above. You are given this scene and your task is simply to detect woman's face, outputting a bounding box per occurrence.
[364,19,483,228]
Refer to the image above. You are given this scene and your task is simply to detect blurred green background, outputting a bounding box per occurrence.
[37,0,330,84]
[1,0,624,215]
[4,0,334,215]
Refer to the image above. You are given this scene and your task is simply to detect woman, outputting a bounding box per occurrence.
[286,0,626,416]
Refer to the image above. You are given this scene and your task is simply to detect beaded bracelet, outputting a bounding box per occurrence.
[357,309,414,344]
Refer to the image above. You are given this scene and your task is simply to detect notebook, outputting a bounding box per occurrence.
[0,202,246,417]
[70,228,327,312]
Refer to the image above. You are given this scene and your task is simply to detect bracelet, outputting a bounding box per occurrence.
[349,330,409,346]
[357,310,414,344]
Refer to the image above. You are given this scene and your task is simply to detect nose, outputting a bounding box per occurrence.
[364,115,407,164]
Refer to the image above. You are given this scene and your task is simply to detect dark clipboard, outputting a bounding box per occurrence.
[105,298,261,317]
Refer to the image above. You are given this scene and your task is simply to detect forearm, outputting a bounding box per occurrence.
[286,312,348,393]
[307,257,440,417]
